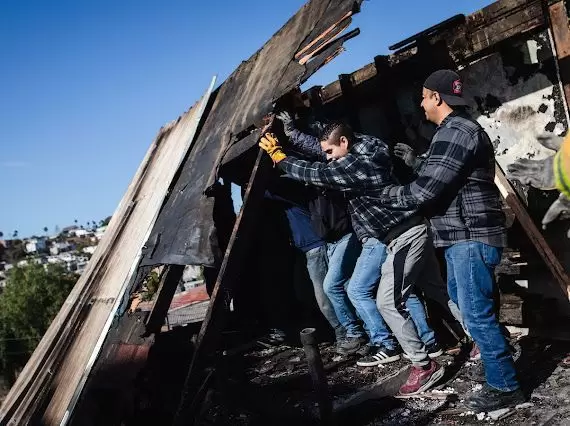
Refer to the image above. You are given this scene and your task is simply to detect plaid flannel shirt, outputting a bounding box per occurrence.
[278,133,417,241]
[381,112,506,248]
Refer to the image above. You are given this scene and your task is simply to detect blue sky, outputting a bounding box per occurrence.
[0,0,491,238]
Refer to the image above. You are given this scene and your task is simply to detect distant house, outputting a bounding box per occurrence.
[61,225,78,235]
[95,226,107,240]
[82,246,97,255]
[70,229,90,238]
[47,256,62,264]
[17,259,28,267]
[50,242,72,255]
[58,252,75,263]
[76,260,88,275]
[25,238,47,254]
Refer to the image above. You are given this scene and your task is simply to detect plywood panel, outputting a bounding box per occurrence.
[0,78,216,426]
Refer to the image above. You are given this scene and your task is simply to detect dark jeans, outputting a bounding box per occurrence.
[305,245,346,340]
[445,241,519,391]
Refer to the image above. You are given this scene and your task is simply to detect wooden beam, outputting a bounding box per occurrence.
[294,10,353,61]
[466,0,545,54]
[173,150,271,426]
[338,73,361,131]
[298,17,353,65]
[143,264,185,336]
[495,164,570,299]
[548,1,570,113]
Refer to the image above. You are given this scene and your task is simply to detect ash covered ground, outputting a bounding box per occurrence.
[196,335,570,426]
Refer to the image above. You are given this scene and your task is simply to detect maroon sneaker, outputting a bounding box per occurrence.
[399,360,445,396]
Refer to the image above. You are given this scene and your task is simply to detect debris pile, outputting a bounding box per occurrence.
[194,334,570,425]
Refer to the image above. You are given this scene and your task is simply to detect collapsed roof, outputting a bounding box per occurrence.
[139,0,364,268]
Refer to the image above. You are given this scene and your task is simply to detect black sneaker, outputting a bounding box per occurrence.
[426,342,444,358]
[356,345,402,367]
[336,335,368,355]
[464,384,526,412]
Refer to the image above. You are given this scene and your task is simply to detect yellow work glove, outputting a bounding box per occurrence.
[259,133,287,164]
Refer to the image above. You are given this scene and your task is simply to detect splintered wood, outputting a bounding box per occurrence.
[0,78,216,426]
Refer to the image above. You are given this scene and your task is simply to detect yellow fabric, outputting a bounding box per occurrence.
[259,133,287,164]
[555,134,570,198]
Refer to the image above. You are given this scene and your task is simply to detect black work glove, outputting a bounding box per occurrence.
[276,111,296,137]
[393,143,421,169]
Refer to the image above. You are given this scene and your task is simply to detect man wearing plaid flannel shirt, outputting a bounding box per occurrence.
[258,124,445,396]
[386,69,525,411]
[277,111,446,364]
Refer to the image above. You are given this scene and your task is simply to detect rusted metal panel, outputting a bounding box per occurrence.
[67,313,153,426]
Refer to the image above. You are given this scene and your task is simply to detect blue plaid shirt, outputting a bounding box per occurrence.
[381,112,507,248]
[278,133,417,241]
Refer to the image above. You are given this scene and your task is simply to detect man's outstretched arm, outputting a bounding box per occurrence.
[259,133,386,192]
[276,111,326,161]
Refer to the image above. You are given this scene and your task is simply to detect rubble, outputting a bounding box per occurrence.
[487,408,512,421]
[193,334,570,425]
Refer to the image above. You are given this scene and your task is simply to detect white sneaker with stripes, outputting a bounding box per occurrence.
[356,345,402,367]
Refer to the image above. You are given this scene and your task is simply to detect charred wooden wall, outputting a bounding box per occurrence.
[299,0,570,312]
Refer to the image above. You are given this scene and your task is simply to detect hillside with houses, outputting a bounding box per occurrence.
[0,217,111,288]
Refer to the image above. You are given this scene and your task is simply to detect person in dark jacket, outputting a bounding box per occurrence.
[277,112,444,364]
[264,182,347,348]
[259,121,445,396]
[266,117,368,355]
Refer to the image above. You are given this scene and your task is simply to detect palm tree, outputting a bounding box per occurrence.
[12,230,18,239]
[43,227,48,235]
[0,231,4,239]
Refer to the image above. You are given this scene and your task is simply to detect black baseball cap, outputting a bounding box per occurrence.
[423,69,467,106]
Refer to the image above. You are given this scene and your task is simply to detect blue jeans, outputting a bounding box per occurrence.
[322,233,366,339]
[305,245,346,340]
[445,241,519,391]
[347,237,436,349]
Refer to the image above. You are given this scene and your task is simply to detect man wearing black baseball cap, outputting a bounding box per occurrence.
[383,69,524,411]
